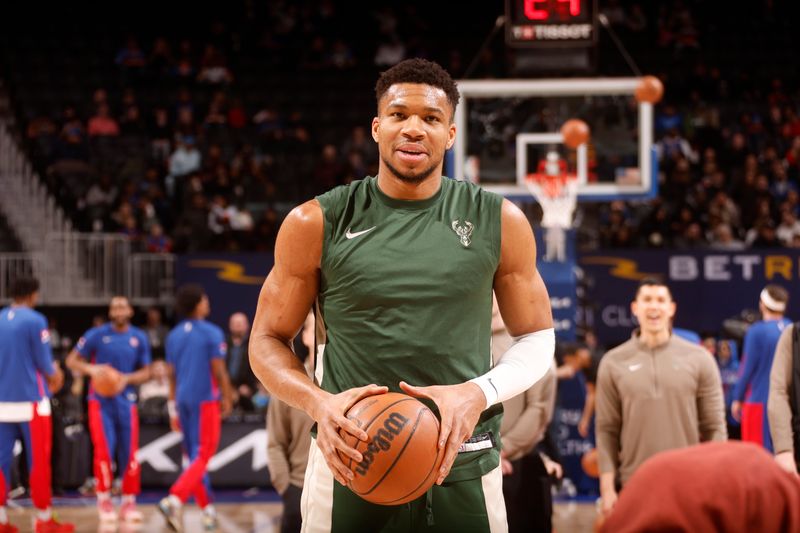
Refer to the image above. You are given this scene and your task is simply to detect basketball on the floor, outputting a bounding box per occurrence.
[561,119,590,149]
[339,392,444,505]
[582,448,600,478]
[92,366,123,397]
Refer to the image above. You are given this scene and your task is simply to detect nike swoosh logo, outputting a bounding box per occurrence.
[345,226,376,239]
[628,363,642,372]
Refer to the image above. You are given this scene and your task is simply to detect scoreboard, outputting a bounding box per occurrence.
[505,0,597,48]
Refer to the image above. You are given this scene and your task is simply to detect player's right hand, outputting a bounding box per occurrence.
[47,365,65,394]
[90,363,113,378]
[731,400,742,422]
[310,384,388,486]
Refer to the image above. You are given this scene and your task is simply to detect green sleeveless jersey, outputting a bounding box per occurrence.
[315,176,504,481]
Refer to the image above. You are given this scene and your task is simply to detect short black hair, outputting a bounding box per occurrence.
[635,277,673,300]
[10,276,40,299]
[175,284,206,316]
[375,58,460,118]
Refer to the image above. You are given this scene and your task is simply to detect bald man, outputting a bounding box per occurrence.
[226,312,258,411]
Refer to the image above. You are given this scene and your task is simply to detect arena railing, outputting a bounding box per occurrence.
[0,234,175,306]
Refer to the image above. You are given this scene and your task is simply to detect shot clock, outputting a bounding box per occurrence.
[505,0,598,48]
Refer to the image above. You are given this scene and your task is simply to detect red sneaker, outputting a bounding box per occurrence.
[34,518,75,533]
[0,522,19,533]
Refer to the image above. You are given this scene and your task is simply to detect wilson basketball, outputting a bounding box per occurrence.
[92,366,123,397]
[560,119,590,149]
[634,75,664,104]
[582,448,600,478]
[339,392,444,505]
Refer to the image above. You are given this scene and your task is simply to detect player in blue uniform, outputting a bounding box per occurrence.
[158,285,232,532]
[0,277,74,533]
[66,296,152,525]
[731,285,791,452]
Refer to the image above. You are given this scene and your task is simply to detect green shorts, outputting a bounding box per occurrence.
[301,439,508,533]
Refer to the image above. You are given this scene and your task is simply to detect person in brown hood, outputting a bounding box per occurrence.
[599,440,800,533]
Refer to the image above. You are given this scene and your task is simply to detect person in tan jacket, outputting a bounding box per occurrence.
[595,278,727,517]
[767,324,800,474]
[492,297,557,533]
[267,313,315,533]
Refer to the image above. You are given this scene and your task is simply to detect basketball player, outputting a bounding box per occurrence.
[158,284,233,532]
[250,58,555,532]
[66,296,152,525]
[731,284,790,452]
[0,277,74,533]
[595,278,726,516]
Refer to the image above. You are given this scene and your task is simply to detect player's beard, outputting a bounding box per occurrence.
[382,153,441,184]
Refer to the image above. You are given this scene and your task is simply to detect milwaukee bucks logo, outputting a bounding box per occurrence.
[451,220,474,247]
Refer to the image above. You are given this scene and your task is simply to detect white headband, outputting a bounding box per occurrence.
[760,288,786,312]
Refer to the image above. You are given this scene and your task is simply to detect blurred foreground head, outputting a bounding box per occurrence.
[599,441,800,533]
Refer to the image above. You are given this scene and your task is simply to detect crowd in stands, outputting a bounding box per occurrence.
[6,1,800,253]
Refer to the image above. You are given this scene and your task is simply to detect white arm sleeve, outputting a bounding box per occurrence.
[469,328,555,409]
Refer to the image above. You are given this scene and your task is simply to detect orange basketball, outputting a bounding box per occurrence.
[339,392,444,505]
[634,75,664,104]
[560,119,590,149]
[92,366,123,397]
[582,448,600,478]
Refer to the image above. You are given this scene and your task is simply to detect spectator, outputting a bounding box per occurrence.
[83,174,118,230]
[708,223,746,250]
[266,312,315,533]
[148,37,174,81]
[144,223,173,253]
[139,360,170,404]
[197,45,233,85]
[225,312,258,412]
[167,136,202,198]
[776,209,800,245]
[119,105,147,138]
[149,107,172,163]
[143,307,169,360]
[87,104,120,137]
[599,441,800,533]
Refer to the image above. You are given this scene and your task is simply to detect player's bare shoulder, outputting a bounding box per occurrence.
[275,199,324,267]
[498,198,537,270]
[283,199,323,233]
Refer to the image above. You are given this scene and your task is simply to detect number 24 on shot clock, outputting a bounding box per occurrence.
[505,0,597,48]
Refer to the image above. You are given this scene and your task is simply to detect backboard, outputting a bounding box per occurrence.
[452,78,658,202]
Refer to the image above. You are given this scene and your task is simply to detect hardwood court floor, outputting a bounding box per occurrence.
[6,499,598,532]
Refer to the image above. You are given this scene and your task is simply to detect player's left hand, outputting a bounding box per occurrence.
[115,373,129,395]
[399,380,486,485]
[220,393,233,419]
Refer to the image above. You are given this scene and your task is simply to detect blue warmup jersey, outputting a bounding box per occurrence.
[732,318,791,404]
[77,323,152,400]
[0,307,54,402]
[166,320,226,404]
